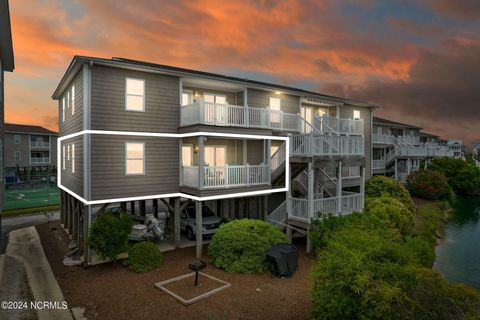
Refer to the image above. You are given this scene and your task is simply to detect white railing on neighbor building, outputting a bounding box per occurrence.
[313,115,363,135]
[290,193,363,222]
[181,164,270,189]
[30,157,50,164]
[372,159,386,170]
[30,141,50,148]
[290,134,364,157]
[372,134,420,145]
[323,166,361,179]
[267,201,287,227]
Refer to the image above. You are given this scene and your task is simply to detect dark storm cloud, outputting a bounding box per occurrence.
[430,0,480,20]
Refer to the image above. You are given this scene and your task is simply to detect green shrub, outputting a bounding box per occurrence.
[88,213,133,262]
[406,169,454,201]
[428,157,480,195]
[365,196,414,237]
[365,176,415,212]
[125,241,163,273]
[208,219,289,273]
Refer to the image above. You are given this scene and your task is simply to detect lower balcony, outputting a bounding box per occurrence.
[181,164,270,189]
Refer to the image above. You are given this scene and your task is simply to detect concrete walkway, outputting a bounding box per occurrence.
[1,226,73,320]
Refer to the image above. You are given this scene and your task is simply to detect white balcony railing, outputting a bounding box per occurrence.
[372,133,420,145]
[323,166,361,179]
[290,134,364,157]
[30,141,50,148]
[372,159,386,169]
[290,193,363,222]
[181,164,270,189]
[313,115,363,135]
[30,157,50,164]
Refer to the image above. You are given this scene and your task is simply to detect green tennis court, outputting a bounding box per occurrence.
[4,186,60,210]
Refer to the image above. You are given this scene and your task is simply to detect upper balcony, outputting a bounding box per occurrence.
[30,141,50,148]
[372,133,420,145]
[180,100,300,132]
[312,115,363,136]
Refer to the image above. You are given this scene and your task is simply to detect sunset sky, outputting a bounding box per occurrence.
[4,0,480,148]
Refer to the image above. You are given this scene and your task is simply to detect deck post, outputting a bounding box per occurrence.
[195,201,203,258]
[198,136,205,190]
[174,197,180,248]
[360,166,366,211]
[337,161,342,214]
[84,205,92,266]
[306,230,312,254]
[394,158,398,180]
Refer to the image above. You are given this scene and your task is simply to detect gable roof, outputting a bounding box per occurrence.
[0,0,14,71]
[372,116,422,129]
[5,123,58,135]
[52,56,379,109]
[419,132,439,138]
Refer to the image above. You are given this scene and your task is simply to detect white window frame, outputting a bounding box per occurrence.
[204,93,227,105]
[62,145,66,170]
[71,85,75,115]
[182,144,194,166]
[14,151,21,161]
[67,145,70,161]
[182,90,193,106]
[204,145,227,167]
[62,97,66,122]
[125,142,145,175]
[125,78,145,112]
[71,144,76,174]
[13,134,21,144]
[353,110,361,120]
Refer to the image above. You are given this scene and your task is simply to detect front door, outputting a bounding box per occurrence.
[204,93,227,125]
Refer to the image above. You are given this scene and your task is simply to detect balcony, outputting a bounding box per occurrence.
[180,100,301,132]
[30,157,50,164]
[372,133,420,145]
[181,164,270,189]
[372,159,386,170]
[313,115,363,135]
[290,134,364,157]
[30,141,50,148]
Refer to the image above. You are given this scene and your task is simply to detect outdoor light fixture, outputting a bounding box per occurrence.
[275,91,281,94]
[193,144,199,154]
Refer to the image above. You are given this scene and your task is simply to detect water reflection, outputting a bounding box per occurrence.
[434,196,480,290]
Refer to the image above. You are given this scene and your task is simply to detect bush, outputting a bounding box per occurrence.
[406,169,454,201]
[428,157,480,195]
[365,176,415,212]
[365,196,414,237]
[88,213,133,262]
[208,219,289,273]
[125,241,163,273]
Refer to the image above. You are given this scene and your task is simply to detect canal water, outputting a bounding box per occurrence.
[434,196,480,290]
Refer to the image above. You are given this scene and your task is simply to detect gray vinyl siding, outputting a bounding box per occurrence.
[91,65,180,133]
[90,135,179,201]
[339,105,372,178]
[4,133,29,167]
[247,140,264,164]
[247,88,300,114]
[60,136,83,197]
[59,70,83,135]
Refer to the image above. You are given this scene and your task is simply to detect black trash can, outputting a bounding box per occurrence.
[266,243,299,278]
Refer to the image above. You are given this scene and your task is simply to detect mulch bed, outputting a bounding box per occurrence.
[37,221,313,320]
[160,273,228,301]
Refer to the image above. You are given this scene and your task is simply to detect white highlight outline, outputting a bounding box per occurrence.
[58,130,290,205]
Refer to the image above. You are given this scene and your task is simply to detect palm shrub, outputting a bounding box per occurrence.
[208,219,289,273]
[406,169,454,201]
[125,241,163,273]
[365,175,415,212]
[88,213,133,262]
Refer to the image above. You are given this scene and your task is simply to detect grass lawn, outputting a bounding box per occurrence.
[1,205,60,218]
[4,186,60,210]
[413,198,449,246]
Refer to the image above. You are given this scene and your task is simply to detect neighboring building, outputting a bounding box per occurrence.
[473,143,480,167]
[372,117,457,182]
[52,56,376,264]
[447,140,466,160]
[0,0,15,212]
[3,123,58,182]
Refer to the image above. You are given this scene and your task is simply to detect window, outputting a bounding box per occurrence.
[71,85,75,115]
[67,145,70,160]
[71,144,75,173]
[14,134,20,144]
[67,91,70,110]
[182,145,193,166]
[126,142,145,174]
[182,90,193,106]
[62,97,66,122]
[62,145,66,170]
[14,151,21,161]
[353,110,361,120]
[205,146,226,167]
[204,93,226,104]
[125,78,145,111]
